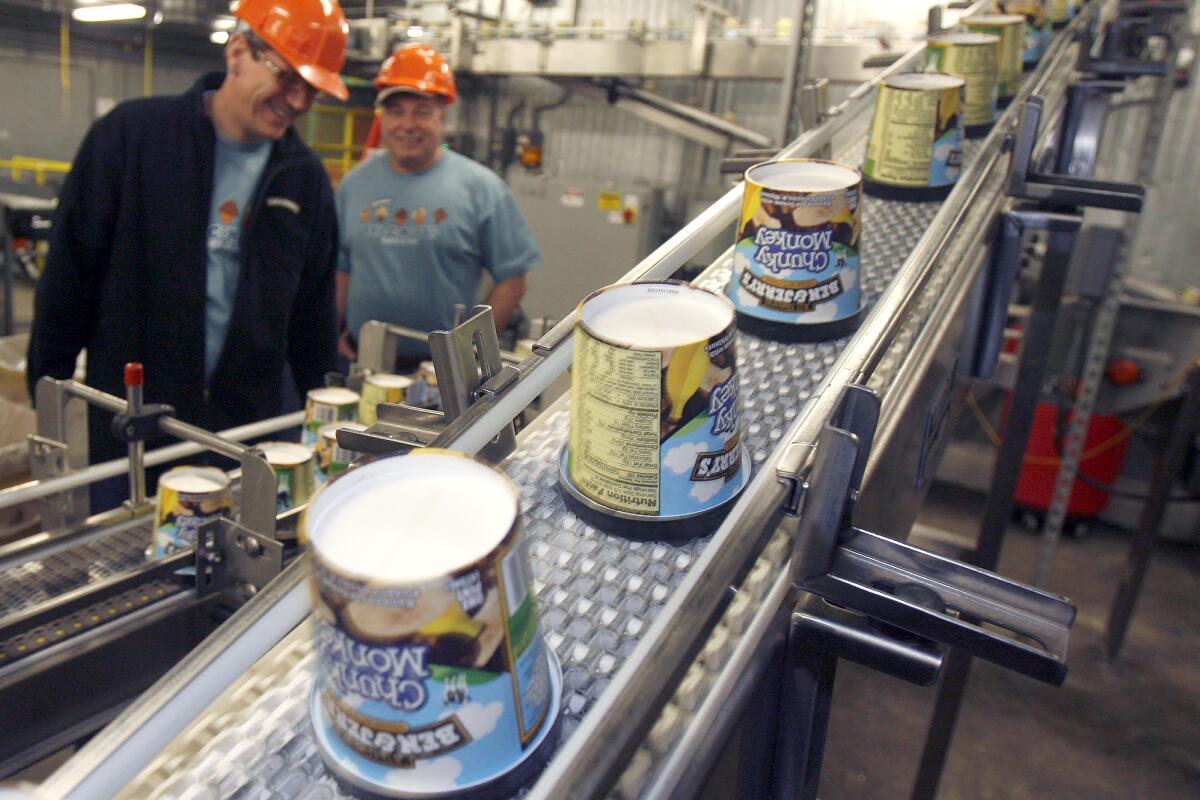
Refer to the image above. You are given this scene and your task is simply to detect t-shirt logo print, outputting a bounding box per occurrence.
[208,199,241,253]
[219,200,239,225]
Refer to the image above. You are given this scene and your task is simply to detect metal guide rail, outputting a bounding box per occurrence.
[41,3,1103,798]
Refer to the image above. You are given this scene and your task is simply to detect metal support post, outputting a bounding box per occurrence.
[1105,365,1200,658]
[778,1,817,146]
[911,211,1081,800]
[2,203,13,336]
[123,364,147,508]
[1033,42,1179,586]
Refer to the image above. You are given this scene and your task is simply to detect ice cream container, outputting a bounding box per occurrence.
[1048,0,1076,27]
[727,159,865,341]
[152,466,232,557]
[406,361,441,410]
[925,31,1000,136]
[863,73,966,200]
[256,441,317,513]
[963,14,1026,105]
[304,450,560,798]
[316,421,368,484]
[560,281,749,537]
[359,374,414,426]
[304,387,360,445]
[1000,1,1052,68]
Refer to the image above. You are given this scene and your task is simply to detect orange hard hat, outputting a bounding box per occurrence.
[374,44,457,105]
[234,0,350,101]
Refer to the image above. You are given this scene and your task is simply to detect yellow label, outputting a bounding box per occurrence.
[597,191,621,211]
[926,41,997,127]
[964,20,1024,98]
[865,84,958,186]
[1048,0,1073,23]
[358,379,407,426]
[568,328,662,514]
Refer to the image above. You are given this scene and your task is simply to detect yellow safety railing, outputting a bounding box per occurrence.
[305,104,376,185]
[0,156,72,186]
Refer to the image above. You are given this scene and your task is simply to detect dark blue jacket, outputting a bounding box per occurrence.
[27,73,338,464]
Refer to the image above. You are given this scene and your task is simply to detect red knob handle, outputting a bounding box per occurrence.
[125,362,144,387]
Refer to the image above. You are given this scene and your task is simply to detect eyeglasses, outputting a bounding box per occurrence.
[248,40,319,102]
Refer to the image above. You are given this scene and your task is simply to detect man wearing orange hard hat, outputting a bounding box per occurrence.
[27,0,350,510]
[335,44,540,368]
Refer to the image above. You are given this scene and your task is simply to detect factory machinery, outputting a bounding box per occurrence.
[0,1,1192,797]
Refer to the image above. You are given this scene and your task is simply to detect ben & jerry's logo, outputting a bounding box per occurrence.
[690,435,742,482]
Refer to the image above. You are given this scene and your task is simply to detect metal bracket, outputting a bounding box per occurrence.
[792,593,944,687]
[194,518,284,601]
[1056,80,1124,177]
[109,403,175,444]
[1076,8,1179,78]
[1007,98,1145,211]
[787,385,1076,685]
[239,449,278,540]
[342,305,519,464]
[27,434,84,530]
[971,207,1084,379]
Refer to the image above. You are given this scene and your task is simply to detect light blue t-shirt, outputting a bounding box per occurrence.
[205,132,272,380]
[336,150,541,360]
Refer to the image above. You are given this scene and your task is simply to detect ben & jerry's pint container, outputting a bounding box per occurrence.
[358,373,414,426]
[315,421,367,483]
[925,31,1000,137]
[152,466,232,557]
[863,73,965,200]
[963,14,1026,106]
[406,361,441,410]
[256,441,317,513]
[559,282,749,537]
[304,450,561,798]
[1000,1,1052,69]
[1048,0,1076,28]
[727,159,864,341]
[303,387,360,445]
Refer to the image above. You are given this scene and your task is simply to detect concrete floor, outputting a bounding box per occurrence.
[818,482,1200,800]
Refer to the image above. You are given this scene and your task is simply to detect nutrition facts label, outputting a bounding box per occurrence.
[569,329,663,514]
[927,41,996,127]
[866,88,942,185]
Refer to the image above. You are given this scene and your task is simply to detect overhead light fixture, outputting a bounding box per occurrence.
[71,3,147,22]
[406,25,425,38]
[212,16,237,30]
[153,10,163,24]
[210,30,230,44]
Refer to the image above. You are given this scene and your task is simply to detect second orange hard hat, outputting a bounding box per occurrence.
[375,44,457,105]
[234,0,350,101]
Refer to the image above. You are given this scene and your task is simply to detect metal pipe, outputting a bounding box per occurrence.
[124,365,146,507]
[0,411,304,511]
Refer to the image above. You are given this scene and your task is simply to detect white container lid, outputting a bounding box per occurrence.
[581,283,733,350]
[307,451,519,583]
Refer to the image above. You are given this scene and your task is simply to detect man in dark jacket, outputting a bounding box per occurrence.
[26,0,351,510]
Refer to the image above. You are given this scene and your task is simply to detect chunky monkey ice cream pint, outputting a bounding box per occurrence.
[561,282,749,536]
[304,387,360,446]
[925,31,1000,137]
[152,466,232,557]
[304,450,560,798]
[863,73,966,200]
[727,159,865,342]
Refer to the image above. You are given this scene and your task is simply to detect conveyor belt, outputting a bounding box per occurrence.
[116,139,971,800]
[0,518,154,619]
[0,578,186,668]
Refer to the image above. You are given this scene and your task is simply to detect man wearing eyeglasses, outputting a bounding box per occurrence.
[335,44,540,370]
[26,0,349,511]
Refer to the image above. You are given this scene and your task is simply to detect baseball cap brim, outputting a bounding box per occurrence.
[375,85,440,106]
[298,63,349,102]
